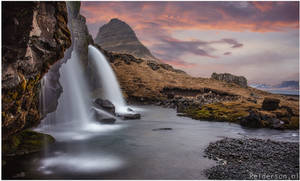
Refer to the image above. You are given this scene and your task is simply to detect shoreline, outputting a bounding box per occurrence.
[204,137,299,180]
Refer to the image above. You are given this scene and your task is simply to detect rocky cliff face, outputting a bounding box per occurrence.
[2,2,71,139]
[211,72,248,88]
[40,2,94,116]
[95,18,158,62]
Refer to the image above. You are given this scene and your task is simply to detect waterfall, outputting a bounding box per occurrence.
[57,51,91,125]
[37,49,124,141]
[88,45,129,114]
[38,51,92,130]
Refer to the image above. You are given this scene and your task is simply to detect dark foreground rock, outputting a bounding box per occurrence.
[240,110,263,128]
[117,112,141,120]
[94,98,116,115]
[2,130,55,157]
[204,138,299,180]
[262,97,280,111]
[2,1,71,139]
[90,108,116,124]
[152,128,173,131]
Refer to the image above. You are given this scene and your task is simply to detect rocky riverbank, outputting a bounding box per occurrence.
[204,138,299,180]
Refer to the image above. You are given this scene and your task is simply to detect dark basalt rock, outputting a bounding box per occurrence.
[91,108,116,124]
[240,110,263,128]
[262,97,280,111]
[2,2,71,139]
[2,130,55,157]
[94,98,116,115]
[267,118,285,130]
[117,112,141,120]
[211,72,248,88]
[152,128,173,131]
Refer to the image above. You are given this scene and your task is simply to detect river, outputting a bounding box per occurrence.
[3,105,299,179]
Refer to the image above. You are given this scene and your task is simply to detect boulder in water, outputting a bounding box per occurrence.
[240,110,263,128]
[91,108,116,124]
[117,112,141,120]
[268,118,285,130]
[152,128,173,131]
[94,98,116,115]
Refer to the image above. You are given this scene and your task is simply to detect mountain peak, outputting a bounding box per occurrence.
[94,18,158,61]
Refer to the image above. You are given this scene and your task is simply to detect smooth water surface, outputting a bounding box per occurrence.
[3,105,299,179]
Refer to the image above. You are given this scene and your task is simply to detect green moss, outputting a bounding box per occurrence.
[2,130,55,156]
[184,102,249,123]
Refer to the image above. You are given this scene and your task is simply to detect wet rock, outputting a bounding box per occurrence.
[94,98,115,115]
[152,128,173,131]
[240,111,263,128]
[267,118,285,130]
[117,112,141,120]
[177,113,187,117]
[211,72,248,88]
[2,130,55,157]
[91,108,116,124]
[262,98,280,111]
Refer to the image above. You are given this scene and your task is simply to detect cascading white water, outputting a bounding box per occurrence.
[58,51,91,125]
[37,50,123,141]
[39,51,91,129]
[88,45,129,114]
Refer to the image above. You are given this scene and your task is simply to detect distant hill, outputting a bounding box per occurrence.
[251,81,299,90]
[95,18,158,62]
[274,80,299,90]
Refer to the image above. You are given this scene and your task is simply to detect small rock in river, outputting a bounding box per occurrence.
[152,128,173,131]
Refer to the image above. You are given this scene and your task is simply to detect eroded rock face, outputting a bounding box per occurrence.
[2,2,71,139]
[40,2,94,116]
[211,72,248,88]
[95,18,158,62]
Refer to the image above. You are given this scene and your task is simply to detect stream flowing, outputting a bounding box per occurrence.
[4,105,299,179]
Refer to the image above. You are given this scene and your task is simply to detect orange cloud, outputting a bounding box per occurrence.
[252,2,274,12]
[81,1,299,35]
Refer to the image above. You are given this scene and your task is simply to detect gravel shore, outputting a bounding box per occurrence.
[204,138,299,180]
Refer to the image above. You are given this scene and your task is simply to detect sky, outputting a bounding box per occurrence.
[81,1,299,85]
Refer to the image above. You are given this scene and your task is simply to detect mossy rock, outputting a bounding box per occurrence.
[2,130,55,156]
[184,102,249,123]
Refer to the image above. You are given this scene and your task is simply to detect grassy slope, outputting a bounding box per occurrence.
[94,50,299,129]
